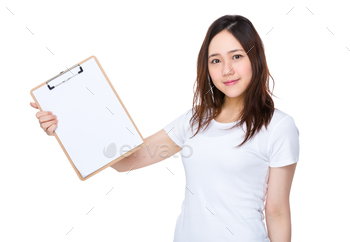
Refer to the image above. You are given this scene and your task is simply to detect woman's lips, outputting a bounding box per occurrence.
[224,79,239,86]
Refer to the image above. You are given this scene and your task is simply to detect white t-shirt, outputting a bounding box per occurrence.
[163,107,299,242]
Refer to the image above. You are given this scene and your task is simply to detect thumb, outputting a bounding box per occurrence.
[30,102,38,109]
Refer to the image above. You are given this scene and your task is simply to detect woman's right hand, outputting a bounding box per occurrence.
[30,102,58,136]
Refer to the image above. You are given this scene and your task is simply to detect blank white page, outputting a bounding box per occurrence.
[32,57,143,178]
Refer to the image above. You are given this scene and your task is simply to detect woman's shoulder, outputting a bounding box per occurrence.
[268,108,297,132]
[272,108,295,121]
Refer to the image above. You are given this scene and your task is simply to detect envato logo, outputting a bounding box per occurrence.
[103,142,193,159]
[103,143,117,158]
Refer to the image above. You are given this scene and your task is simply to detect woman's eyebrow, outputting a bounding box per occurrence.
[208,49,244,58]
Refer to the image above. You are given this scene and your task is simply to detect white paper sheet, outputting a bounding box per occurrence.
[32,57,143,178]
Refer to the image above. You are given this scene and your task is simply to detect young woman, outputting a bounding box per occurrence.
[31,15,299,242]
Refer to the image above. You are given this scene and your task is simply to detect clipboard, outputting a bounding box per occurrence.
[30,56,145,181]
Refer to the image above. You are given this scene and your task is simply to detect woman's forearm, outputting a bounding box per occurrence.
[266,209,292,242]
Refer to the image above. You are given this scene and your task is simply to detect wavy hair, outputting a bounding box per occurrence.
[189,14,278,148]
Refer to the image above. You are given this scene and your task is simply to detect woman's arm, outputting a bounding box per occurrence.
[266,206,291,242]
[110,128,182,172]
[265,163,297,241]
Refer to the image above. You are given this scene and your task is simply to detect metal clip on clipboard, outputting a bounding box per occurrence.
[46,64,84,90]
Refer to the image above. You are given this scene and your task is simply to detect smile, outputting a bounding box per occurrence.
[224,79,239,86]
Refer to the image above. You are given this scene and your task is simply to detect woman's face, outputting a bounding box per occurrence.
[208,30,252,103]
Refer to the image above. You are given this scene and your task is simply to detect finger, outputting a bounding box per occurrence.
[41,119,58,132]
[30,102,38,109]
[47,124,58,136]
[36,111,54,119]
[39,114,57,124]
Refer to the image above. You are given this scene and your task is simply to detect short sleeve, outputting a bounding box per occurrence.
[267,115,300,168]
[163,108,192,147]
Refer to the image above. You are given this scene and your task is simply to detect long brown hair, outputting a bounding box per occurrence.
[189,14,278,148]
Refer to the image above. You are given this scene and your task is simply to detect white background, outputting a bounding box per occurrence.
[1,0,349,241]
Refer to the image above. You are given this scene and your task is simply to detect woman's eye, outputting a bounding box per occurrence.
[233,54,243,60]
[210,55,243,64]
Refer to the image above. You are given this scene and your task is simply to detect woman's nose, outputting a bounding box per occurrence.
[223,63,235,76]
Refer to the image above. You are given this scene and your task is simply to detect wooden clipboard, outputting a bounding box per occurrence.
[30,56,145,181]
